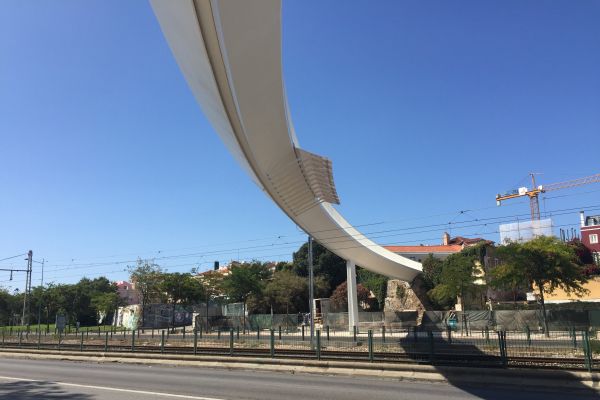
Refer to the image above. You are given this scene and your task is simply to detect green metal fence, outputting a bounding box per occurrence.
[0,325,597,371]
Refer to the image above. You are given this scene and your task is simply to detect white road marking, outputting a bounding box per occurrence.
[0,375,226,399]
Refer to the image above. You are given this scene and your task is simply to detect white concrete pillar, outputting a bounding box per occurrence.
[346,260,359,333]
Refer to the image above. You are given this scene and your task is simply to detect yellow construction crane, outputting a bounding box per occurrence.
[496,173,600,221]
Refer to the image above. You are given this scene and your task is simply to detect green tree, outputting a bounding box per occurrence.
[357,268,388,311]
[201,270,224,301]
[70,277,117,325]
[0,277,119,331]
[161,273,205,305]
[31,285,55,328]
[492,236,588,336]
[43,284,68,330]
[313,276,330,299]
[292,241,346,296]
[263,270,307,315]
[160,272,206,329]
[428,251,478,309]
[0,289,20,326]
[274,261,293,272]
[199,270,225,330]
[90,292,121,325]
[422,254,444,288]
[128,259,163,327]
[221,261,271,327]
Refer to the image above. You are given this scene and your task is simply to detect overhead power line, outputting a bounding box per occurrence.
[28,216,589,281]
[40,185,596,266]
[20,221,584,284]
[0,254,26,263]
[38,203,600,272]
[41,197,535,265]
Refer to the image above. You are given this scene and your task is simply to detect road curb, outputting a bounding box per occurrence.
[1,349,598,392]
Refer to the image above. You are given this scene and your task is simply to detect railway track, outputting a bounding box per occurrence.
[0,341,591,371]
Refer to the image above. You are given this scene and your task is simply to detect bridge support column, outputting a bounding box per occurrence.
[346,260,359,333]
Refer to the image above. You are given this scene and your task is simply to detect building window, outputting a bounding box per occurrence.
[591,234,599,245]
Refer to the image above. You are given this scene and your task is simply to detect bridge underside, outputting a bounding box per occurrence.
[150,0,423,328]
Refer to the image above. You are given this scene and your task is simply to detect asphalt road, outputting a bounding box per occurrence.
[0,357,597,400]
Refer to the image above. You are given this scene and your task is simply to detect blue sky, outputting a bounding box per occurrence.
[1,0,599,290]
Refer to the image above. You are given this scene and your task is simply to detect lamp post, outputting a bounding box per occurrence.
[308,236,315,346]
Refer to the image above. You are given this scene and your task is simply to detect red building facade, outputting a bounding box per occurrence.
[580,211,600,265]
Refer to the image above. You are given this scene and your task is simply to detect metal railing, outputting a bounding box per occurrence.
[0,325,596,371]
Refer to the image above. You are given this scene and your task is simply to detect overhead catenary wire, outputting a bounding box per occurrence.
[0,254,26,263]
[38,185,597,267]
[33,210,600,283]
[41,197,535,265]
[37,203,600,273]
[7,199,597,288]
[1,217,588,289]
[37,207,595,275]
[13,220,584,285]
[19,217,587,283]
[40,220,389,265]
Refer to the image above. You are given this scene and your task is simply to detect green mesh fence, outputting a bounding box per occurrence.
[0,323,598,370]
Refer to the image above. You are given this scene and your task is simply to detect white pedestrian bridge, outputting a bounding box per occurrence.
[150,0,422,327]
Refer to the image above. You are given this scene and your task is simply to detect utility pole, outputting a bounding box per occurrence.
[21,250,33,327]
[308,236,315,346]
[37,258,45,330]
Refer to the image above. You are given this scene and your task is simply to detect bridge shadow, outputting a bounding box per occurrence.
[394,330,600,399]
[0,380,93,399]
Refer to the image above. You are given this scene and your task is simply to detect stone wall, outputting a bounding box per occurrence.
[384,278,431,322]
[384,280,422,311]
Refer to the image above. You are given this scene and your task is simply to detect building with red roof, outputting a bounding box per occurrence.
[384,233,492,263]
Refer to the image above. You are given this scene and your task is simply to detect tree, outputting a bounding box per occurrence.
[161,273,205,305]
[292,241,346,296]
[41,284,63,330]
[492,236,589,336]
[428,251,479,309]
[0,289,19,326]
[128,259,163,327]
[567,238,598,276]
[357,268,388,311]
[274,261,293,272]
[198,270,226,330]
[90,292,121,325]
[314,276,330,299]
[421,254,443,288]
[221,261,271,327]
[0,276,119,330]
[160,272,205,329]
[263,270,307,315]
[329,281,370,311]
[70,277,117,325]
[27,285,51,329]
